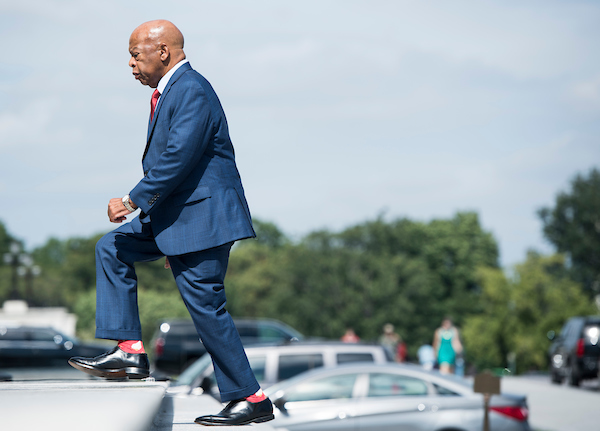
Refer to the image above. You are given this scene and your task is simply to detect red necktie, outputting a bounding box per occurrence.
[150,89,160,121]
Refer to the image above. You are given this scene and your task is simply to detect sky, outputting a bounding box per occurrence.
[1,0,599,267]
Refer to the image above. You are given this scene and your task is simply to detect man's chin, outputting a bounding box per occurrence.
[134,75,148,86]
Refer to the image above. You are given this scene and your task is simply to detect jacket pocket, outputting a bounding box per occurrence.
[172,185,211,206]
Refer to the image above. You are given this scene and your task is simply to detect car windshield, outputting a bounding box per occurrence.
[173,354,212,386]
[0,326,75,343]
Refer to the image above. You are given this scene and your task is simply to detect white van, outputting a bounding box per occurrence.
[168,341,392,399]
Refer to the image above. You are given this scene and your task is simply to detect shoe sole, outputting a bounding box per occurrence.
[194,414,275,426]
[68,359,150,380]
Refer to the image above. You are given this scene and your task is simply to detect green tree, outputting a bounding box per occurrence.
[73,287,189,354]
[252,219,289,248]
[0,220,24,301]
[31,235,103,307]
[462,252,595,373]
[226,213,500,360]
[333,212,499,330]
[538,168,600,294]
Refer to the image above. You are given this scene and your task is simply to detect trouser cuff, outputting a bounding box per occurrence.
[219,381,261,403]
[95,328,142,341]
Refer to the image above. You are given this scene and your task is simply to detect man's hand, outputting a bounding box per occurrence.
[108,197,136,223]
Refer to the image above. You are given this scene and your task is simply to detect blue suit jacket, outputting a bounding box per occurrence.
[129,63,255,256]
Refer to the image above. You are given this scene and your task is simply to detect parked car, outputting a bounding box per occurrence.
[169,341,392,399]
[264,363,531,431]
[0,325,107,367]
[548,315,600,386]
[151,318,304,375]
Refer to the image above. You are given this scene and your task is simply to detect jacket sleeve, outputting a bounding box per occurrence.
[129,78,213,215]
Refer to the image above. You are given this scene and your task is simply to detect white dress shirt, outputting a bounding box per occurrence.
[156,59,189,101]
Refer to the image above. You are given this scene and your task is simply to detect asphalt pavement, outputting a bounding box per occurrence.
[502,375,600,431]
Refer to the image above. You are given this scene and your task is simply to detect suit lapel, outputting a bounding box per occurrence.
[143,62,193,162]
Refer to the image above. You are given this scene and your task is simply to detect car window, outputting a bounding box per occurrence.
[29,329,59,342]
[174,353,213,386]
[184,333,202,342]
[368,373,429,397]
[248,355,267,382]
[0,327,25,340]
[336,352,374,364]
[433,383,460,396]
[167,333,199,343]
[237,325,259,338]
[560,321,572,339]
[285,373,358,402]
[258,326,288,342]
[278,354,324,381]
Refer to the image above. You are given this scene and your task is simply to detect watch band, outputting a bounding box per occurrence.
[122,194,135,212]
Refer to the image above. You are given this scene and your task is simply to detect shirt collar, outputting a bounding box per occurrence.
[156,59,189,95]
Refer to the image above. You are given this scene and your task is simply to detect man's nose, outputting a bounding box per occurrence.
[128,58,135,68]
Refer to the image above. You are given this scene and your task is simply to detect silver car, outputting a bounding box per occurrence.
[264,363,531,431]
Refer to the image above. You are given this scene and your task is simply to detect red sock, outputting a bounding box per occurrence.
[118,340,145,354]
[245,389,267,403]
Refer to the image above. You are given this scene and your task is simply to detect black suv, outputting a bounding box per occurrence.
[151,318,304,375]
[548,316,600,386]
[0,325,107,367]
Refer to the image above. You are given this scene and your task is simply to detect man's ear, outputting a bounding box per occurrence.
[159,44,170,62]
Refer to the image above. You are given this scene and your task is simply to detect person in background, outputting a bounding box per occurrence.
[341,328,360,343]
[379,323,400,359]
[417,344,435,371]
[396,336,407,362]
[379,323,407,362]
[433,318,463,374]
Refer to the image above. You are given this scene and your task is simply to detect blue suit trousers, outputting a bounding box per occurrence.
[94,216,259,401]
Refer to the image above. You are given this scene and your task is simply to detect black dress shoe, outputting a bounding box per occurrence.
[194,398,274,426]
[68,346,150,380]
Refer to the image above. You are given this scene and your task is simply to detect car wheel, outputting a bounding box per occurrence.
[567,363,580,387]
[550,369,563,384]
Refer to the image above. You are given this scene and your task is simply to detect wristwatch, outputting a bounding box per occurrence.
[122,194,136,212]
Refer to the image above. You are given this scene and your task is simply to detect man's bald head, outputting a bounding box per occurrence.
[131,20,185,51]
[128,20,186,88]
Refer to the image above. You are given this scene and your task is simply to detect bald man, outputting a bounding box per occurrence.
[68,20,273,426]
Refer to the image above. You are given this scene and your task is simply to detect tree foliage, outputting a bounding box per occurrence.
[0,203,594,374]
[0,221,23,300]
[539,168,600,294]
[226,212,499,359]
[462,252,595,373]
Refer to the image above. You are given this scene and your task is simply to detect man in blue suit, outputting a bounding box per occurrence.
[69,20,274,426]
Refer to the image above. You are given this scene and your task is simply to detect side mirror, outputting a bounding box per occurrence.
[547,330,556,341]
[273,396,288,414]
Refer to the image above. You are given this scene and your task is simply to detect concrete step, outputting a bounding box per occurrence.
[0,378,276,431]
[1,380,168,431]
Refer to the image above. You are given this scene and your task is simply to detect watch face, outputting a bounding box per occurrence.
[122,195,134,211]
